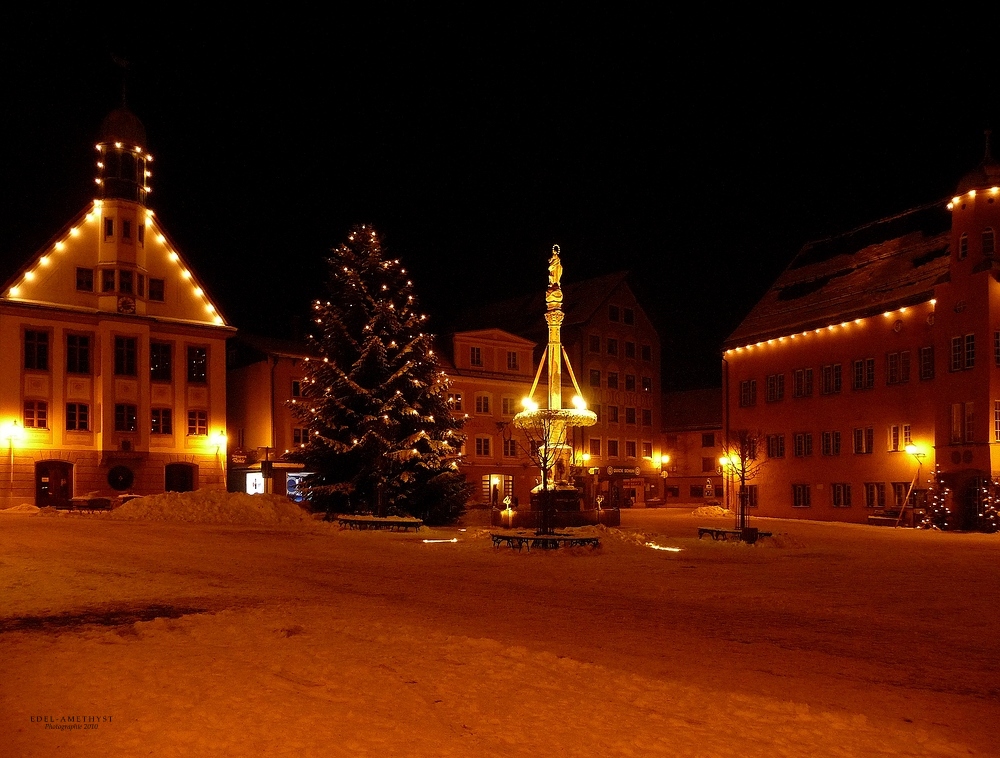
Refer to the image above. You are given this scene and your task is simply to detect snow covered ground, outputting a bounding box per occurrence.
[2,494,999,756]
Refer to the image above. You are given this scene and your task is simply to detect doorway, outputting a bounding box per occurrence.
[36,461,73,508]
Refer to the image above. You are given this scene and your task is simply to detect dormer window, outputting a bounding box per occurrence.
[960,233,968,260]
[470,346,482,367]
[984,228,995,258]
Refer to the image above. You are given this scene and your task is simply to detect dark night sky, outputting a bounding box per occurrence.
[2,11,1000,389]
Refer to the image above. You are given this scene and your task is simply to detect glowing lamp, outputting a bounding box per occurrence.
[572,395,587,410]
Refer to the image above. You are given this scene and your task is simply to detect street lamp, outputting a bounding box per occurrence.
[2,420,23,505]
[897,444,927,527]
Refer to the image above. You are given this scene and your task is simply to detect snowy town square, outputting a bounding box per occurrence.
[2,498,999,757]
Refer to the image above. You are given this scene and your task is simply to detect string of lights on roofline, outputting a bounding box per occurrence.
[4,137,225,326]
[724,299,936,356]
[726,186,1000,355]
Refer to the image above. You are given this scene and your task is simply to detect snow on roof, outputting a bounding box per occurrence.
[725,201,951,349]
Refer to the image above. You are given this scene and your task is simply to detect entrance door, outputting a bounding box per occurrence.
[165,463,196,493]
[36,461,73,508]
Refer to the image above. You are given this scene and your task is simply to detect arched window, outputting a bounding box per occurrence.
[983,228,995,258]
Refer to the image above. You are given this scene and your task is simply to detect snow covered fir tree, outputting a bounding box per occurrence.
[290,225,470,524]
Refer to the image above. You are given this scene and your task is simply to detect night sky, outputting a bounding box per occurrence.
[2,12,999,390]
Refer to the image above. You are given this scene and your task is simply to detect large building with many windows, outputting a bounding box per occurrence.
[724,148,1000,527]
[0,106,233,508]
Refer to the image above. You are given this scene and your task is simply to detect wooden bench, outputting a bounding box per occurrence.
[60,497,113,513]
[698,527,772,542]
[337,516,423,532]
[491,532,601,551]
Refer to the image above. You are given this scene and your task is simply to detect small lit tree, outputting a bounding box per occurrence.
[720,428,767,532]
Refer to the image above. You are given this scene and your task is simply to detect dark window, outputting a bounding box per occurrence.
[292,380,302,397]
[625,341,636,359]
[589,438,601,456]
[187,346,208,383]
[114,336,137,376]
[740,379,757,407]
[114,403,138,432]
[24,330,49,370]
[24,400,48,429]
[792,484,811,508]
[607,372,619,389]
[607,439,619,457]
[606,338,618,356]
[148,278,165,301]
[641,409,652,426]
[641,345,652,362]
[625,407,636,424]
[589,335,601,353]
[104,218,114,239]
[137,224,145,246]
[589,369,601,387]
[150,342,172,382]
[641,376,652,392]
[122,219,132,240]
[76,268,94,292]
[66,334,90,374]
[102,269,116,292]
[626,441,637,457]
[608,305,620,322]
[625,374,636,391]
[608,405,619,423]
[920,346,935,380]
[623,308,635,325]
[959,233,968,260]
[66,403,89,431]
[187,410,208,436]
[118,269,133,294]
[470,346,482,367]
[136,274,145,297]
[702,433,715,447]
[151,408,173,435]
[984,227,996,257]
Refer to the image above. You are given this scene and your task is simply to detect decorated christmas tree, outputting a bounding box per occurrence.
[290,225,469,524]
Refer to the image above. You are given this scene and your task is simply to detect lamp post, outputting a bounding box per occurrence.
[897,444,926,527]
[2,420,22,507]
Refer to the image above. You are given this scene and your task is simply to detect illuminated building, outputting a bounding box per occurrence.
[0,106,233,507]
[724,147,1000,527]
[455,270,663,506]
[662,388,724,506]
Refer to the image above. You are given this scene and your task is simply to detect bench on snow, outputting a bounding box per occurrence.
[490,532,601,551]
[698,527,772,542]
[337,516,423,531]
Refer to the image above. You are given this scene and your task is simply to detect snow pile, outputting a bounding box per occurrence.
[690,504,732,517]
[108,490,311,525]
[0,503,41,514]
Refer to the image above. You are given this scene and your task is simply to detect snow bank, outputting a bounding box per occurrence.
[107,490,311,525]
[0,504,41,514]
[690,505,732,517]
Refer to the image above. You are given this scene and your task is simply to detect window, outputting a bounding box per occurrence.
[137,274,145,298]
[291,380,302,397]
[187,346,207,383]
[448,393,463,411]
[66,403,89,431]
[506,351,518,371]
[642,442,653,458]
[793,368,813,397]
[502,438,518,457]
[701,457,715,472]
[886,351,910,385]
[148,278,165,301]
[607,439,619,457]
[792,484,811,508]
[608,405,619,423]
[743,485,759,508]
[984,227,996,257]
[995,401,1000,442]
[852,358,875,390]
[589,438,601,457]
[821,364,842,394]
[623,308,634,325]
[589,335,601,353]
[114,336,137,376]
[952,335,975,370]
[187,410,208,436]
[641,409,652,426]
[952,402,974,443]
[148,342,171,382]
[641,376,652,392]
[888,425,900,452]
[920,346,934,380]
[793,433,813,457]
[118,269,133,294]
[865,482,886,509]
[766,373,785,402]
[625,374,636,392]
[137,224,145,246]
[102,269,116,293]
[625,407,636,424]
[475,394,491,414]
[115,403,138,432]
[625,341,636,359]
[892,482,912,508]
[592,404,601,421]
[24,400,48,429]
[607,338,618,356]
[903,424,912,446]
[959,232,968,260]
[626,441,637,458]
[608,305,620,322]
[821,431,841,456]
[475,436,491,456]
[739,380,757,407]
[691,485,705,498]
[293,428,306,446]
[66,334,90,374]
[24,330,49,370]
[589,369,601,387]
[832,483,852,508]
[641,345,652,362]
[470,347,482,367]
[151,408,173,435]
[766,434,785,458]
[76,267,94,292]
[607,372,619,389]
[996,331,1000,366]
[702,433,715,447]
[104,217,114,239]
[122,219,132,240]
[501,397,517,416]
[853,427,874,454]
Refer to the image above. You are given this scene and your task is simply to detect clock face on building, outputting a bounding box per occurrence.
[117,296,136,314]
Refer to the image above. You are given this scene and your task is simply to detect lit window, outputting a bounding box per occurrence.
[24,400,48,429]
[187,346,208,383]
